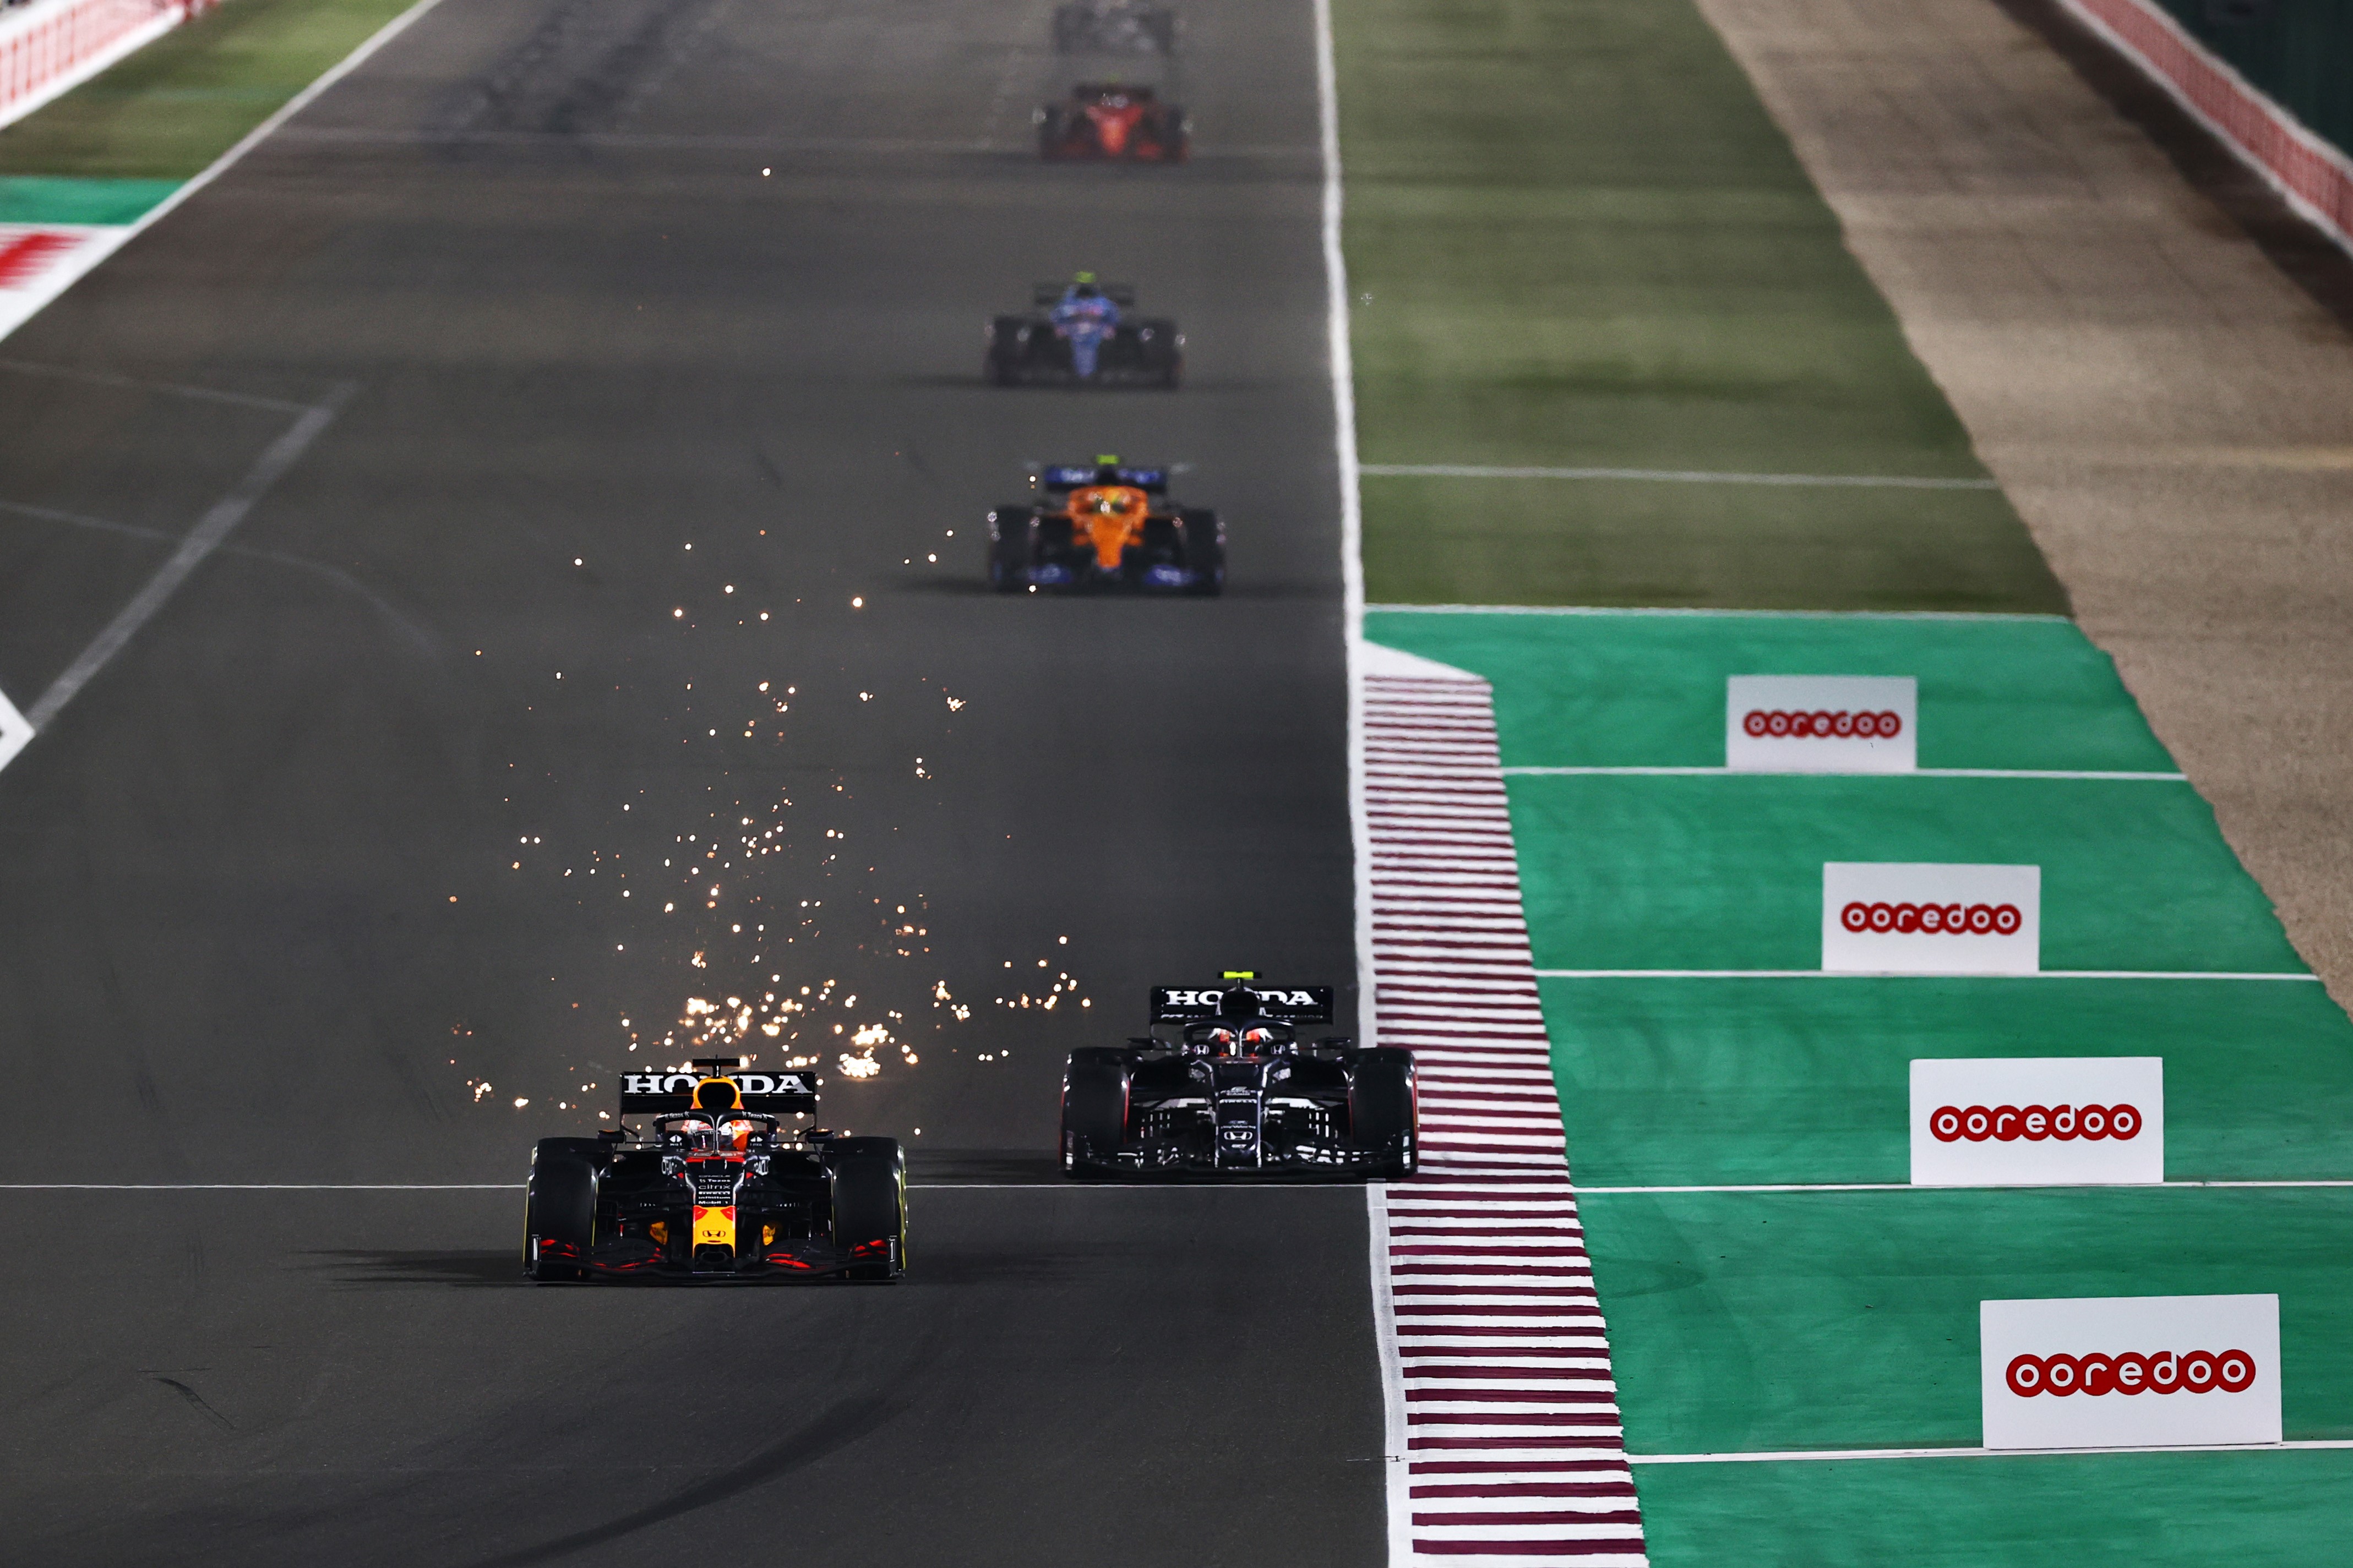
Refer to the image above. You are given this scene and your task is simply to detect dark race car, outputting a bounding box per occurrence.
[1053,1,1178,53]
[522,1058,907,1283]
[1060,977,1418,1178]
[988,457,1222,594]
[987,282,1183,388]
[1037,83,1189,162]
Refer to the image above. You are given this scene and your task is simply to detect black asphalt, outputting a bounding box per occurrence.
[0,0,1380,1561]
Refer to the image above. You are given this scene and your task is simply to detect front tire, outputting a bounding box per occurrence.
[1061,1052,1131,1177]
[989,506,1034,592]
[1177,509,1223,595]
[828,1138,907,1281]
[524,1138,601,1282]
[1349,1050,1418,1179]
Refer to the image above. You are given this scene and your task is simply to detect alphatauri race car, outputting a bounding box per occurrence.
[523,1059,906,1283]
[987,282,1183,388]
[1053,1,1178,53]
[1060,977,1417,1178]
[1037,84,1189,162]
[988,458,1222,594]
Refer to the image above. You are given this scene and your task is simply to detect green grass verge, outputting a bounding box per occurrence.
[1331,0,2067,611]
[1633,1447,2353,1568]
[1370,609,2353,1559]
[0,174,180,223]
[1546,976,2353,1185]
[1507,773,2301,973]
[1362,608,2171,772]
[1582,1187,2353,1451]
[0,0,417,181]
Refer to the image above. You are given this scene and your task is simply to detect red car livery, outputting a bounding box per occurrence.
[1037,84,1189,161]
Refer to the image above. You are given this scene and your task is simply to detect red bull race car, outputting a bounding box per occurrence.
[988,457,1222,594]
[522,1058,906,1283]
[1060,977,1418,1178]
[1037,84,1189,162]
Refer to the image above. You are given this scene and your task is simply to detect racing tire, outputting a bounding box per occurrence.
[1348,1050,1418,1180]
[1176,509,1223,597]
[524,1138,601,1282]
[1061,1052,1131,1178]
[989,507,1034,592]
[1037,106,1070,160]
[827,1139,907,1282]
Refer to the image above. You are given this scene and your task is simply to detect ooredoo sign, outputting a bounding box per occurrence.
[1725,676,1916,773]
[1910,1058,2164,1185]
[1981,1295,2280,1449]
[1821,862,2040,974]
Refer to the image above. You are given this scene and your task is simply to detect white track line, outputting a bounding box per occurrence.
[20,384,355,735]
[0,684,28,771]
[1532,969,2319,981]
[1630,1439,2353,1464]
[1366,604,2068,622]
[1358,463,1997,490]
[1574,1181,2353,1195]
[0,1181,1351,1193]
[1501,767,2187,782]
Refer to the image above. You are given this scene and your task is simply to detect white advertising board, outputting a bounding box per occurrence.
[1981,1295,2280,1449]
[1822,862,2039,975]
[1725,676,1916,773]
[1910,1058,2163,1186]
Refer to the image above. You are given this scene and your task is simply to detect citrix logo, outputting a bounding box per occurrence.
[2005,1349,2255,1397]
[1930,1103,2142,1142]
[1744,709,1902,739]
[1842,901,2022,936]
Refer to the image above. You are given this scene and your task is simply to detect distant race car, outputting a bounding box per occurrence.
[522,1058,906,1283]
[1037,84,1189,162]
[988,457,1222,594]
[1060,976,1418,1178]
[988,281,1183,388]
[1053,1,1178,53]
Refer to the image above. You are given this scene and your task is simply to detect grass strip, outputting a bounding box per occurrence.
[1545,975,2353,1187]
[0,0,418,181]
[1583,1187,2353,1455]
[1364,610,2173,772]
[1330,0,2067,611]
[1508,772,2302,974]
[1633,1446,2353,1568]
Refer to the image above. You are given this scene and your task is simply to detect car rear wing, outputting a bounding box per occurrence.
[618,1069,818,1114]
[1150,985,1335,1024]
[1038,463,1166,490]
[1032,282,1138,307]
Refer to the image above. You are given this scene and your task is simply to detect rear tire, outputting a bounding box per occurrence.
[1348,1050,1418,1179]
[828,1139,906,1281]
[989,506,1034,592]
[1061,1052,1131,1177]
[1177,509,1223,595]
[524,1139,601,1282]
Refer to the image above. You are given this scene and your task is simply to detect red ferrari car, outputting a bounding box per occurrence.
[1037,84,1189,162]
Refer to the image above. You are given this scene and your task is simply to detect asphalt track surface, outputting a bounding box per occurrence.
[0,1,1379,1561]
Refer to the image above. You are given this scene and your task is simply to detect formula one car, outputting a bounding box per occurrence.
[1053,1,1178,53]
[1037,84,1189,162]
[987,282,1183,388]
[522,1058,906,1283]
[988,457,1222,594]
[1060,976,1417,1178]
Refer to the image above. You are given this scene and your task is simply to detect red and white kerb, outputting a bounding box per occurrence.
[1364,656,1648,1567]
